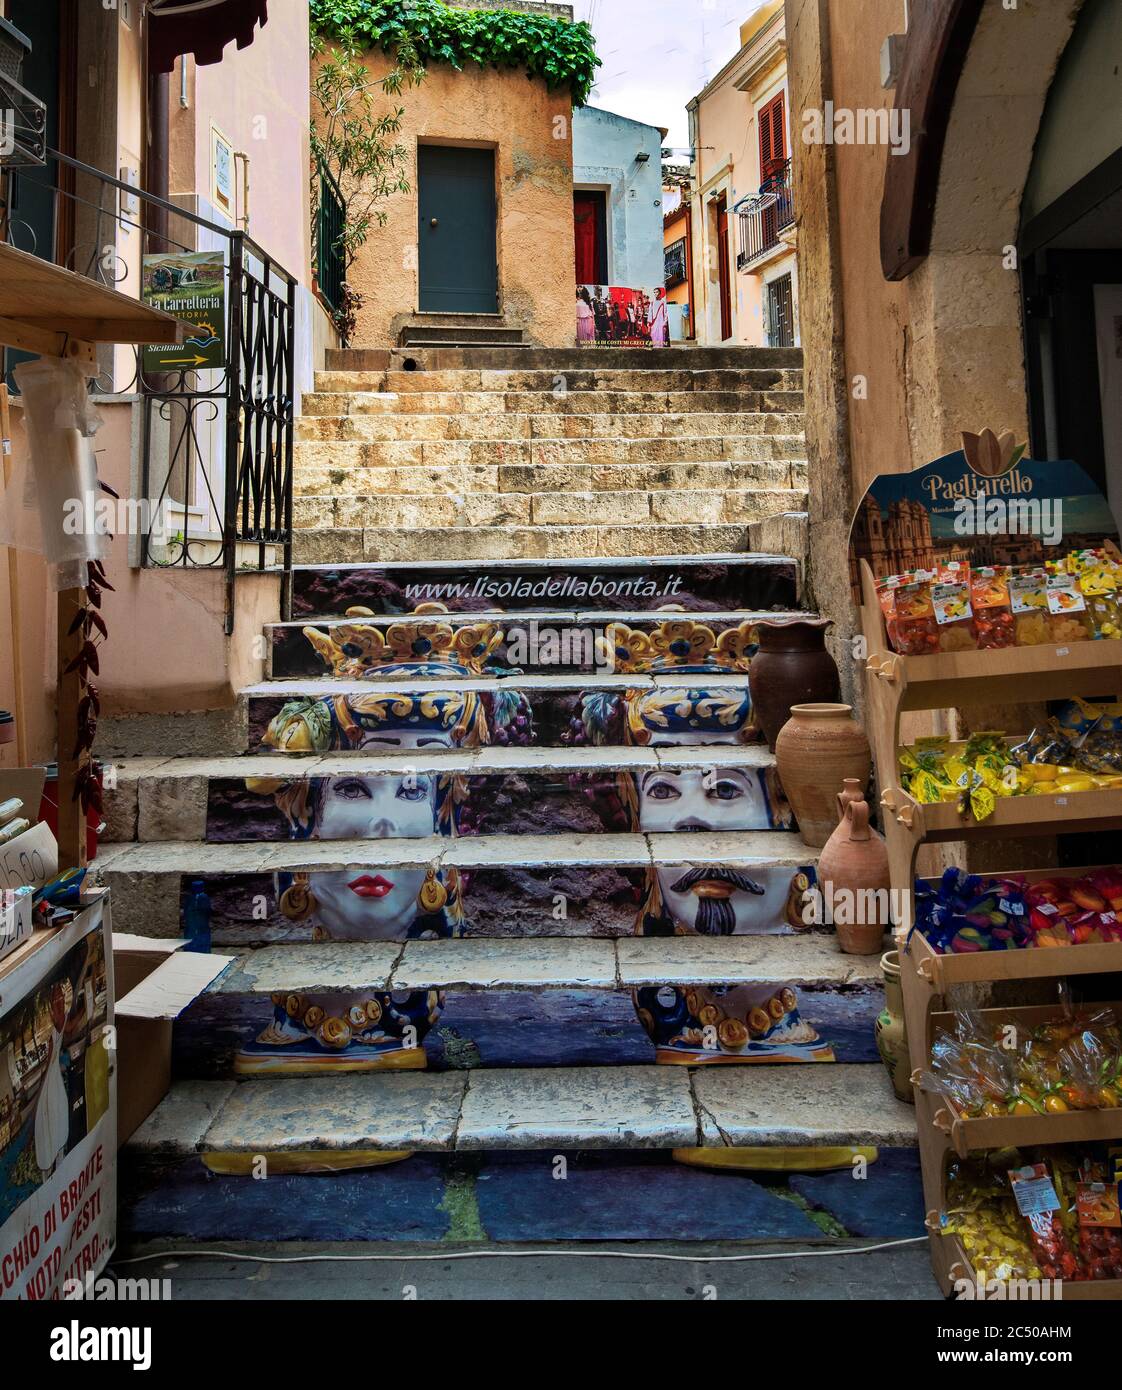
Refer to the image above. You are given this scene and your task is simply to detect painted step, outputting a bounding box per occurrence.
[293,522,805,564]
[103,744,785,843]
[314,368,804,395]
[328,344,802,369]
[210,935,882,995]
[291,552,799,617]
[293,435,806,470]
[265,608,811,680]
[291,459,806,500]
[242,672,760,753]
[294,411,806,443]
[93,829,815,941]
[131,1065,913,1157]
[191,938,882,1077]
[300,388,805,417]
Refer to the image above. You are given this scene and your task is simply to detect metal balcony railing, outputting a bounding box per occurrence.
[315,158,346,315]
[0,148,297,632]
[736,159,795,269]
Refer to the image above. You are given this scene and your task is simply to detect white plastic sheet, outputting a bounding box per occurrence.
[0,357,107,589]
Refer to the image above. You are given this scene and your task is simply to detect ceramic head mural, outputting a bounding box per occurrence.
[233,630,502,1076]
[576,622,833,1065]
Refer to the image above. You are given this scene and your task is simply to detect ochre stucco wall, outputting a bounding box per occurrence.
[336,51,577,347]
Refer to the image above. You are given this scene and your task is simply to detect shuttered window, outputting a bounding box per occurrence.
[758,92,787,179]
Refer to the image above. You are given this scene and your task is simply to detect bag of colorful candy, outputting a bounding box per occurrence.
[941,1153,1042,1282]
[1054,1152,1122,1280]
[911,866,1031,954]
[1025,873,1122,946]
[1008,1162,1082,1282]
[922,1004,1122,1119]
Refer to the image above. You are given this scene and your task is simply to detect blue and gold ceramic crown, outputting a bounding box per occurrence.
[597,619,757,676]
[303,607,504,680]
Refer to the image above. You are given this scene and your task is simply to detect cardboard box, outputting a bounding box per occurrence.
[113,934,233,1147]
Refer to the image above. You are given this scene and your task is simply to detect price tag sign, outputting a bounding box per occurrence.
[0,821,58,892]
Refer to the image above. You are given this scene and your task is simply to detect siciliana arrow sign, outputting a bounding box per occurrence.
[141,250,226,372]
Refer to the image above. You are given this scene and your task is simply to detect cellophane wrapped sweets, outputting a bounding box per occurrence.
[970,566,1015,648]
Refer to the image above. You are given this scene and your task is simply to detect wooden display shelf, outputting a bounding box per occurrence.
[859,549,1122,1297]
[858,557,1122,713]
[904,926,1122,994]
[0,241,189,363]
[882,784,1122,845]
[919,1085,1122,1161]
[934,1229,1122,1300]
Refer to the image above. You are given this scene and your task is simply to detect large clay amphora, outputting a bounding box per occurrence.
[774,703,871,847]
[748,618,840,751]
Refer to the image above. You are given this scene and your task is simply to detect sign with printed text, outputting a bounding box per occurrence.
[0,898,115,1300]
[141,250,226,372]
[0,821,58,893]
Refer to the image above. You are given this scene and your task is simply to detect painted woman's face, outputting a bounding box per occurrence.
[636,766,770,833]
[316,773,437,841]
[314,725,452,841]
[310,867,429,942]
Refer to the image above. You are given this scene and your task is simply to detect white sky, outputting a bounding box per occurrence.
[569,0,771,152]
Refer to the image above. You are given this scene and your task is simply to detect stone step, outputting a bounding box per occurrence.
[265,608,810,680]
[103,743,785,843]
[131,1065,914,1157]
[293,436,807,471]
[244,671,757,753]
[293,521,804,565]
[94,829,814,941]
[294,412,806,443]
[291,552,800,618]
[328,345,803,372]
[291,459,806,501]
[292,488,808,534]
[399,325,526,348]
[208,934,881,996]
[314,368,804,395]
[300,388,805,417]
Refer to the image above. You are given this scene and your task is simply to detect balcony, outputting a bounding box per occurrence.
[736,159,795,271]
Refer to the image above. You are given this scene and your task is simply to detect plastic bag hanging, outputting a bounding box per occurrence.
[0,357,107,588]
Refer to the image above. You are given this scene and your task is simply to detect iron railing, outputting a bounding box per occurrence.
[315,158,345,314]
[736,158,795,269]
[0,148,296,632]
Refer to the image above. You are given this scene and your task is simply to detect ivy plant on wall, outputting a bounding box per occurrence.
[310,0,601,107]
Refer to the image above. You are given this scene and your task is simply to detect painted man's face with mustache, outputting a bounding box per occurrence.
[643,731,783,934]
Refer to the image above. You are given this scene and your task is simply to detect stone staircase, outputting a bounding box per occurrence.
[97,349,917,1245]
[293,347,808,563]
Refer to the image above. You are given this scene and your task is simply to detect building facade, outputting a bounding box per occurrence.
[0,0,327,765]
[572,104,666,293]
[786,0,1122,701]
[686,1,799,348]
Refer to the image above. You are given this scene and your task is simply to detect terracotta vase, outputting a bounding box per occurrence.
[875,950,913,1103]
[774,704,871,847]
[749,618,839,751]
[816,792,890,954]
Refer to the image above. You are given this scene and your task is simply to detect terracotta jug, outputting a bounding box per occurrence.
[748,618,840,751]
[875,951,913,1102]
[774,704,871,847]
[816,792,890,954]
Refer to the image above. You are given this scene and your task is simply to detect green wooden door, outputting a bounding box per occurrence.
[418,145,498,313]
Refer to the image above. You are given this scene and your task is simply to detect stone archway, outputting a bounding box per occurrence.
[902,0,1085,464]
